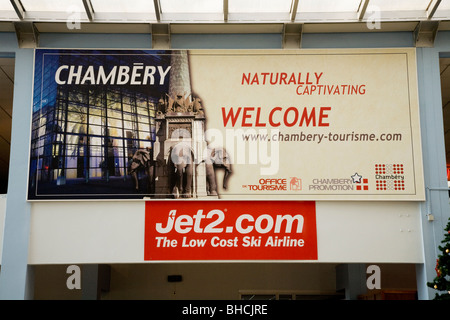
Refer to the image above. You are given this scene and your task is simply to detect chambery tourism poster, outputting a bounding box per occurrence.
[27,48,424,201]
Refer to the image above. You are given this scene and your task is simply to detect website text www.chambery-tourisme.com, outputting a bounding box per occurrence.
[242,131,402,144]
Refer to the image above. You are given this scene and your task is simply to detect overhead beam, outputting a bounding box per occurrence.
[427,0,442,19]
[151,23,170,49]
[291,0,299,22]
[13,21,39,48]
[283,23,302,49]
[10,0,25,20]
[358,0,370,21]
[82,0,95,22]
[224,0,228,22]
[414,20,440,47]
[153,0,161,22]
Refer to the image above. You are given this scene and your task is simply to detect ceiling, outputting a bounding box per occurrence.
[0,0,449,25]
[0,0,447,51]
[0,0,447,50]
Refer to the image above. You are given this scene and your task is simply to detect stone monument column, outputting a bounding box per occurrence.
[169,50,192,99]
[153,50,209,198]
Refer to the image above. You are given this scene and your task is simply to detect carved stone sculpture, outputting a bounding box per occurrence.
[129,148,154,193]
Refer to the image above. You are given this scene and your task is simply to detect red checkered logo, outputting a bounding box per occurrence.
[356,178,369,191]
[374,164,405,191]
[375,163,404,175]
[351,173,369,191]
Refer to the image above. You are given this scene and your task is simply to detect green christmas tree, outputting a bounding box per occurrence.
[427,217,450,300]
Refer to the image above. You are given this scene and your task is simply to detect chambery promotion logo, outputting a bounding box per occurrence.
[305,172,369,192]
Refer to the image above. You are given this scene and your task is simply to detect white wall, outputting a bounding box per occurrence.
[28,200,423,264]
[28,201,145,264]
[316,201,423,263]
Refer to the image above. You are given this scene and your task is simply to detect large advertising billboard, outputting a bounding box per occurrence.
[27,48,424,201]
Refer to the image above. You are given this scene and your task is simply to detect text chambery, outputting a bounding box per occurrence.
[54,64,172,85]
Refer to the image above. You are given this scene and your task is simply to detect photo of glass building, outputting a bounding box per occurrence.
[28,50,171,199]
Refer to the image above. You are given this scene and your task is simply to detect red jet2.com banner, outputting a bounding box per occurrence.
[144,201,317,261]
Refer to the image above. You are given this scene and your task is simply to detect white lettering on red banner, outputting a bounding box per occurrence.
[144,201,317,261]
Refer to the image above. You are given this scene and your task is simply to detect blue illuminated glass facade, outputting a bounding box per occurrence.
[28,49,171,199]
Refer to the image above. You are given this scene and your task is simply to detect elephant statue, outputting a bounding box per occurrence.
[129,148,154,194]
[168,142,195,198]
[205,147,232,196]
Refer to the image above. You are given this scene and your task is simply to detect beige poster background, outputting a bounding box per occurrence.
[188,49,424,201]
